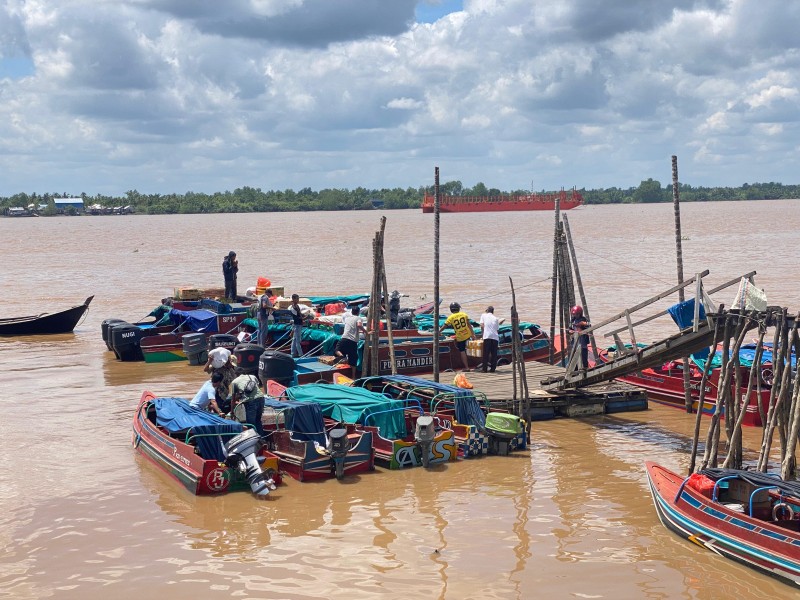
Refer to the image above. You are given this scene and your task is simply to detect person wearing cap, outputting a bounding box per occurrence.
[444,301,475,371]
[204,346,236,395]
[479,306,500,373]
[222,250,238,301]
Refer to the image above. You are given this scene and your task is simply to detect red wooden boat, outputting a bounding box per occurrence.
[595,348,769,427]
[133,391,282,496]
[421,189,583,213]
[377,322,564,375]
[262,395,374,481]
[645,462,800,586]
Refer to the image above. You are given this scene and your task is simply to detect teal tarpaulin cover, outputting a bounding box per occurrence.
[285,383,407,440]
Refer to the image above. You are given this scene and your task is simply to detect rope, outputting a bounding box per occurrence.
[462,275,552,305]
[573,244,673,285]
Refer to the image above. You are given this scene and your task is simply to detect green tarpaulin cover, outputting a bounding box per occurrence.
[285,383,407,440]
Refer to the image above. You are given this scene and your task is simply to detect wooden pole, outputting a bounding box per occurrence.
[433,167,441,383]
[548,196,561,363]
[378,217,396,375]
[671,155,694,414]
[780,314,800,479]
[688,311,722,474]
[562,214,597,361]
[511,277,532,440]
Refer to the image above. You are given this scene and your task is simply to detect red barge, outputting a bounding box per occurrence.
[421,189,583,213]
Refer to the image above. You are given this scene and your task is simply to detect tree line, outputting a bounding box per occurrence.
[2,179,799,215]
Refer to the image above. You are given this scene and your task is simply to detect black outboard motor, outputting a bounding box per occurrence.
[396,309,414,330]
[327,428,349,479]
[258,350,295,387]
[110,322,144,361]
[102,318,126,351]
[182,333,207,365]
[234,343,265,376]
[208,333,238,352]
[415,415,436,468]
[224,429,276,497]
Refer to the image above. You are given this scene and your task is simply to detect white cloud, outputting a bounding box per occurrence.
[1,0,800,195]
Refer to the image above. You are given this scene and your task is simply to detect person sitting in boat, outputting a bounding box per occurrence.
[190,371,226,415]
[444,302,476,372]
[230,369,265,436]
[204,346,236,392]
[335,305,367,372]
[569,305,590,372]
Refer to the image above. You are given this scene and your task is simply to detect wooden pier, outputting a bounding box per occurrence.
[420,361,648,420]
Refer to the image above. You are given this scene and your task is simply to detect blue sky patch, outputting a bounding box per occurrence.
[0,56,35,79]
[415,0,463,24]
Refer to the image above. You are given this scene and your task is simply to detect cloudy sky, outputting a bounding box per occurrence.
[1,0,798,196]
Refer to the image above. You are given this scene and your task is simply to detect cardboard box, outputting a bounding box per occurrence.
[174,286,201,300]
[200,287,225,298]
[274,296,313,309]
[466,339,483,357]
[318,355,339,365]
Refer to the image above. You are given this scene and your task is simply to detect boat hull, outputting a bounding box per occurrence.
[421,190,583,213]
[0,296,93,335]
[645,462,800,587]
[268,429,374,481]
[133,391,281,495]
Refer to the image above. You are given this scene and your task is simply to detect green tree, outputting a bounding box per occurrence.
[634,178,666,203]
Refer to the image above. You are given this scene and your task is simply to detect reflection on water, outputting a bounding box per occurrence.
[1,202,799,598]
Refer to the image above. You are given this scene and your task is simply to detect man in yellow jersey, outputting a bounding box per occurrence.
[444,302,476,371]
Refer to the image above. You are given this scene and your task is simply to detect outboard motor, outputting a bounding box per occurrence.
[258,350,295,387]
[208,333,238,352]
[234,343,265,375]
[396,309,414,330]
[484,412,524,456]
[415,415,436,468]
[182,332,207,365]
[327,428,349,479]
[224,429,276,497]
[110,322,144,361]
[102,318,126,351]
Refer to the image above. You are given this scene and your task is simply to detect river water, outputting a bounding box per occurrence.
[1,200,799,599]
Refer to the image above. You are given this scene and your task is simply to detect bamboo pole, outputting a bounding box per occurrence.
[780,314,800,479]
[758,309,786,471]
[548,196,561,363]
[433,167,441,383]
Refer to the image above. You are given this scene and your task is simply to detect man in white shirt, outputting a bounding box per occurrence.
[479,306,500,373]
[334,306,366,371]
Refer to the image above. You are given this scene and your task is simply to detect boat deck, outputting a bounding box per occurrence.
[418,361,648,420]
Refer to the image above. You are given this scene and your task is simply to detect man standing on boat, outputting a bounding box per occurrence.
[445,302,476,371]
[230,369,265,435]
[257,288,274,347]
[222,250,238,301]
[289,294,307,358]
[335,305,367,371]
[569,305,590,372]
[479,306,500,373]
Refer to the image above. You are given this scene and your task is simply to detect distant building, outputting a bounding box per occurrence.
[54,198,85,213]
[369,198,385,209]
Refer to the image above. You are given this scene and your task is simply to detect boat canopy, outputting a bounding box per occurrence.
[691,343,797,371]
[307,294,369,308]
[701,467,800,499]
[285,383,407,440]
[169,308,219,332]
[263,397,327,446]
[244,319,342,355]
[152,397,242,433]
[376,375,486,429]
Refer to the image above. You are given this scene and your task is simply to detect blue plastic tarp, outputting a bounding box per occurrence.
[169,308,219,332]
[263,397,326,446]
[153,397,243,433]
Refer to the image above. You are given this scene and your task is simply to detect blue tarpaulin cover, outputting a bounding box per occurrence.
[169,308,219,332]
[286,383,407,440]
[668,299,709,361]
[153,397,243,433]
[263,397,327,446]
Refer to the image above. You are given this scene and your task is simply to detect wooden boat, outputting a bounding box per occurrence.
[595,347,769,426]
[133,391,282,496]
[262,396,374,481]
[421,189,583,213]
[355,374,528,457]
[277,382,458,469]
[377,322,564,375]
[0,296,93,335]
[645,462,800,586]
